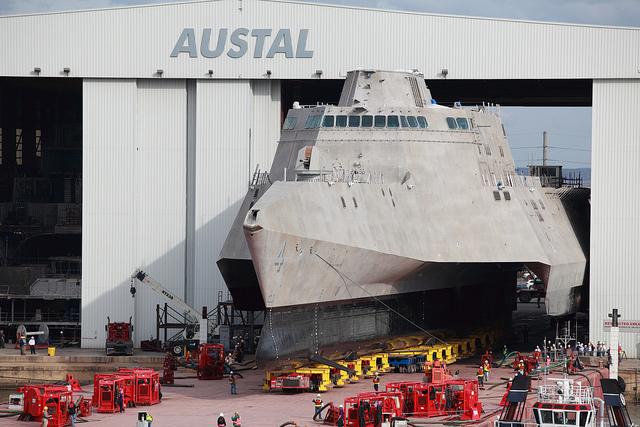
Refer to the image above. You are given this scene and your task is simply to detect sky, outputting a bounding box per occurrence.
[0,0,633,169]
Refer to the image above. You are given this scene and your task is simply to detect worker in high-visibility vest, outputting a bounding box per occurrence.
[231,410,241,427]
[483,360,491,383]
[476,366,484,390]
[372,373,380,391]
[145,413,153,427]
[312,394,323,419]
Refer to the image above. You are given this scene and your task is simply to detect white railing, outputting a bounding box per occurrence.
[537,379,593,405]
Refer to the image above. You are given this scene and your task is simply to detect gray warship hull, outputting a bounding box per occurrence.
[218,69,587,366]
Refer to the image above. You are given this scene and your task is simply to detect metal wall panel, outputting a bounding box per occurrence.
[1,1,638,80]
[194,80,254,307]
[251,80,281,174]
[132,79,187,345]
[82,79,187,347]
[590,79,640,358]
[82,79,137,348]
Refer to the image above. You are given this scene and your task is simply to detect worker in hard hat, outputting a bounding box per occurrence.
[41,405,50,427]
[229,371,237,395]
[145,412,153,426]
[476,365,484,390]
[372,373,380,391]
[231,410,241,427]
[28,336,36,355]
[337,404,345,427]
[312,393,323,419]
[217,412,226,427]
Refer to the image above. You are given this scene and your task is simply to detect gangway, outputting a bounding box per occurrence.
[495,375,530,427]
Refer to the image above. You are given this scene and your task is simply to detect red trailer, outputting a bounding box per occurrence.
[19,385,72,427]
[343,392,404,427]
[386,379,482,420]
[132,369,161,405]
[95,376,124,413]
[92,374,116,406]
[114,371,136,407]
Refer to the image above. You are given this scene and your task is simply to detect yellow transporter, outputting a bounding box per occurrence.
[373,353,391,373]
[295,366,333,392]
[337,359,362,382]
[449,339,474,360]
[358,355,378,378]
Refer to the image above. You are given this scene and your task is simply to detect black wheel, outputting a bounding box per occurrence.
[519,292,531,303]
[172,345,183,356]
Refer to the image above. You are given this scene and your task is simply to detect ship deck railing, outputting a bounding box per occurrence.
[537,382,593,405]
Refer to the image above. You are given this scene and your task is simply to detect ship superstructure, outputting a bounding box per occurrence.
[218,69,587,364]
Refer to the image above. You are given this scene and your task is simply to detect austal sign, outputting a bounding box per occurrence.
[171,28,313,58]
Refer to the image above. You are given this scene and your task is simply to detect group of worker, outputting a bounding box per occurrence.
[217,410,242,427]
[476,359,491,390]
[17,335,37,355]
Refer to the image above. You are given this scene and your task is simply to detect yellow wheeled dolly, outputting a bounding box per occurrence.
[295,366,333,392]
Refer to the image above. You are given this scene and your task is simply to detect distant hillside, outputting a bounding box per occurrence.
[516,167,591,188]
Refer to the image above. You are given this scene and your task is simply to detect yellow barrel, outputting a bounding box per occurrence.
[47,347,56,357]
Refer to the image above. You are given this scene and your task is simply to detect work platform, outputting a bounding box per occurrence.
[0,348,165,387]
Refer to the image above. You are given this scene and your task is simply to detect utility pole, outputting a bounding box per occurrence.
[542,131,549,166]
[608,308,621,380]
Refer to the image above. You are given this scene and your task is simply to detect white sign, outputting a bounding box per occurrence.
[603,319,640,333]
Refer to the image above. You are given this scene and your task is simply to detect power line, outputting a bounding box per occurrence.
[511,145,591,152]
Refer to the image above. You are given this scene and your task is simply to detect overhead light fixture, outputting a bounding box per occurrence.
[156,69,164,77]
[33,67,41,75]
[441,68,449,78]
[63,67,70,75]
[208,69,214,77]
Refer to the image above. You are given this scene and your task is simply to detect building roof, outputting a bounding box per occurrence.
[0,0,638,79]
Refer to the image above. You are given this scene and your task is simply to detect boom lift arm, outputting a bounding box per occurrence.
[130,269,208,343]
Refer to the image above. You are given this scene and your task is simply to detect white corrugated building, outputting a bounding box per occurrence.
[0,0,638,355]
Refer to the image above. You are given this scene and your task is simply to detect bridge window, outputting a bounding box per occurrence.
[387,115,399,128]
[456,118,469,129]
[283,116,297,130]
[446,117,458,129]
[417,116,428,128]
[407,116,418,128]
[400,116,409,127]
[305,115,322,129]
[361,115,373,127]
[374,115,386,128]
[565,411,577,425]
[336,115,348,127]
[322,115,334,127]
[348,115,360,127]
